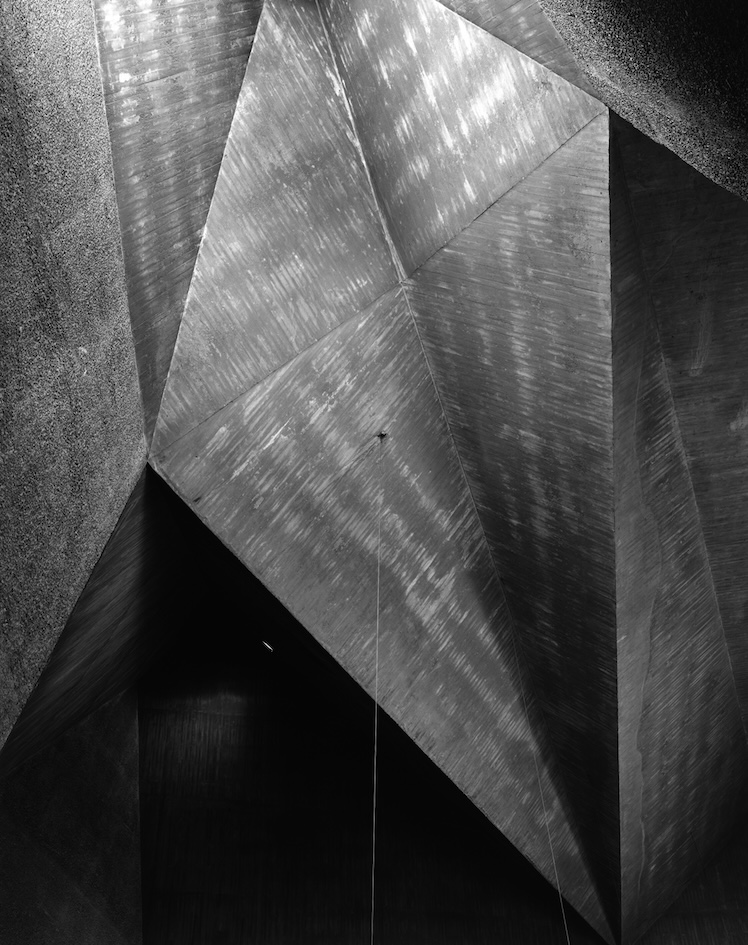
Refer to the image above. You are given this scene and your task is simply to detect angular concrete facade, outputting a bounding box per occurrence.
[3,1,748,943]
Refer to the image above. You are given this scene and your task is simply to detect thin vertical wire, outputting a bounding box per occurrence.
[370,434,385,945]
[510,631,572,945]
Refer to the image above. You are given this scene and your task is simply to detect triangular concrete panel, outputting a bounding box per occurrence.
[152,285,613,943]
[319,0,604,274]
[153,0,400,453]
[93,0,266,440]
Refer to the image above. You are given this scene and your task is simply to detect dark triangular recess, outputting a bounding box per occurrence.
[137,504,605,945]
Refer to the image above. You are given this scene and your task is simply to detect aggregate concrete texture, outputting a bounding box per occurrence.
[0,0,145,748]
[540,0,748,200]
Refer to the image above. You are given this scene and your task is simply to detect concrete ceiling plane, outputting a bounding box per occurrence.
[318,0,604,275]
[152,284,613,942]
[433,0,594,93]
[613,117,748,729]
[153,0,400,452]
[93,0,265,440]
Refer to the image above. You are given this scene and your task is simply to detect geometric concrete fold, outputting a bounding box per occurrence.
[153,0,399,452]
[407,111,618,931]
[433,0,595,94]
[93,0,265,439]
[407,108,748,941]
[152,285,614,944]
[320,0,605,273]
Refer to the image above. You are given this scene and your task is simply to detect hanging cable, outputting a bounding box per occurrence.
[370,431,386,945]
[510,630,572,945]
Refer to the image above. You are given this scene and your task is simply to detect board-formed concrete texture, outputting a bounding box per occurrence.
[3,0,748,942]
[0,0,145,750]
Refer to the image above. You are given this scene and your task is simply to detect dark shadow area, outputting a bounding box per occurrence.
[0,691,141,945]
[139,496,605,944]
[0,467,195,779]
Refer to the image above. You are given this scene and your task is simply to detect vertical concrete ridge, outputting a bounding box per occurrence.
[315,0,407,281]
[611,117,748,943]
[149,1,269,452]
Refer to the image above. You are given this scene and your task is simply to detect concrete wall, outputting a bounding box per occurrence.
[0,0,145,747]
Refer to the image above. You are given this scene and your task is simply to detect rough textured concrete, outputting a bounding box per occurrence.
[0,690,142,945]
[0,0,145,749]
[539,0,748,200]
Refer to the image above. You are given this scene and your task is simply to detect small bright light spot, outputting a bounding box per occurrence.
[262,641,273,652]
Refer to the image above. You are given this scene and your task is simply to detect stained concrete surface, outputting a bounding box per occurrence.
[0,0,145,748]
[0,691,142,945]
[539,0,748,200]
